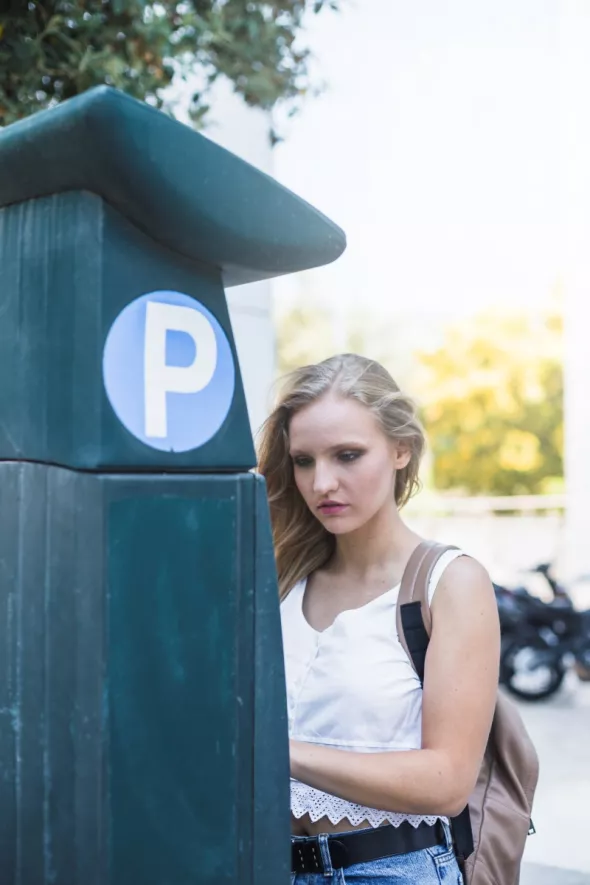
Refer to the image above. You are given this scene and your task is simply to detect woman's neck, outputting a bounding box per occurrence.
[329,504,421,582]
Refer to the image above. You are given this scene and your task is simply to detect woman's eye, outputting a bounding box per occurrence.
[293,456,313,468]
[338,451,362,463]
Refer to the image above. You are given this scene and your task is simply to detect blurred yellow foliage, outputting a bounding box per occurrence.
[415,308,563,495]
[274,297,563,497]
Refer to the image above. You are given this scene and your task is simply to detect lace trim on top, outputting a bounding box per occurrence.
[291,781,444,829]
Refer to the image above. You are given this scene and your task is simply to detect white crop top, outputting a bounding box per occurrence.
[280,548,464,829]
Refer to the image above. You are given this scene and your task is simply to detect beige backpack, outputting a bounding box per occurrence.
[396,541,540,885]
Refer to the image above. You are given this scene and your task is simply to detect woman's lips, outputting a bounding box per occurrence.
[318,503,349,516]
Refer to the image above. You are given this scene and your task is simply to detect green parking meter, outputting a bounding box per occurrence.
[0,87,345,885]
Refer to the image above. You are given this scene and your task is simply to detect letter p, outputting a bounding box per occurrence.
[143,301,217,439]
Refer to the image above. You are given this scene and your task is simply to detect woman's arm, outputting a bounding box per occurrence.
[289,556,500,817]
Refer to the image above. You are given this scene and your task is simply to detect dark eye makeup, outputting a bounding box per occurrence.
[291,449,365,468]
[292,455,313,468]
[337,450,363,463]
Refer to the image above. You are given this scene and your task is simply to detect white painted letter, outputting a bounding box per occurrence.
[144,301,217,438]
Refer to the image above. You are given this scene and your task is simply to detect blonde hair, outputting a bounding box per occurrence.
[257,354,426,599]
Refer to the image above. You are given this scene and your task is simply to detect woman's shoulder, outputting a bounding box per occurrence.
[438,551,490,584]
[430,549,494,608]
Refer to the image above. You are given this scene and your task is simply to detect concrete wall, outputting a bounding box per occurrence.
[405,507,590,608]
[406,514,563,588]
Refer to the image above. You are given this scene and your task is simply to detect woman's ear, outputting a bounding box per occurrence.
[394,443,412,470]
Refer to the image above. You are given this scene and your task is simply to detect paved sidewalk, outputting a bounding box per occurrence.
[514,678,590,882]
[521,863,590,884]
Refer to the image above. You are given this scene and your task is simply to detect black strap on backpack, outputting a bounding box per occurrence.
[397,542,475,868]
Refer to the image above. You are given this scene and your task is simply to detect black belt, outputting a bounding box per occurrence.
[291,820,446,874]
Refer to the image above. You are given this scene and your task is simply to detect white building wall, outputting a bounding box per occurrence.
[562,2,590,579]
[204,82,276,439]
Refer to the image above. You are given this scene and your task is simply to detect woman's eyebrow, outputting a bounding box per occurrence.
[290,441,365,457]
[328,441,365,451]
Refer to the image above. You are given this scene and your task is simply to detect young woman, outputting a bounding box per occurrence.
[257,354,500,885]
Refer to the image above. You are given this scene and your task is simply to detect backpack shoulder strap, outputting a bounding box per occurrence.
[396,540,474,868]
[396,541,459,684]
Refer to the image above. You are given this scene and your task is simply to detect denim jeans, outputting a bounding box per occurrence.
[291,822,462,885]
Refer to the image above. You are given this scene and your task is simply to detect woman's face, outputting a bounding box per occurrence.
[288,392,410,535]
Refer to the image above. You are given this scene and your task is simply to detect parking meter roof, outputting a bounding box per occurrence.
[0,87,346,287]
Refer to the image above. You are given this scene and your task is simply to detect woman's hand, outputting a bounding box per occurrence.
[285,556,500,817]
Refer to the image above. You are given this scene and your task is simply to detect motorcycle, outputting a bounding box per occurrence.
[494,563,590,702]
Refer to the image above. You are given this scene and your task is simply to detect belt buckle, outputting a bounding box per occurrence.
[292,839,324,874]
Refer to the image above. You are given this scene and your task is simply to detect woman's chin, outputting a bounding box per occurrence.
[319,515,361,535]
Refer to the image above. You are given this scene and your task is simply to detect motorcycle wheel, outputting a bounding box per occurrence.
[500,637,566,701]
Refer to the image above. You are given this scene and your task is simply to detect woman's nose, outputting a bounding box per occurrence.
[313,463,338,494]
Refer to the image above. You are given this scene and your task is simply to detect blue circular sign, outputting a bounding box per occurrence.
[103,291,235,452]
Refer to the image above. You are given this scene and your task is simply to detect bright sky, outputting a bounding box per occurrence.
[272,0,561,318]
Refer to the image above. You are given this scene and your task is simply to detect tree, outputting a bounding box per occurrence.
[0,1,341,131]
[415,309,564,496]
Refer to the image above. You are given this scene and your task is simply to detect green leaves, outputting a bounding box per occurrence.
[0,0,342,128]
